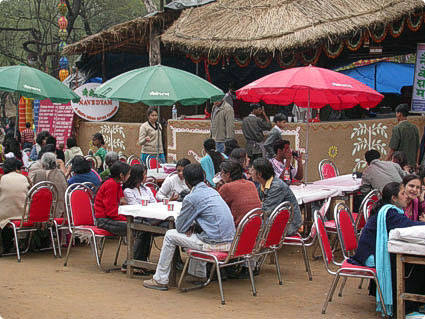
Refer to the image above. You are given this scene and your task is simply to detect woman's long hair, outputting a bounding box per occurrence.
[123,164,146,189]
[203,138,223,174]
[370,182,402,217]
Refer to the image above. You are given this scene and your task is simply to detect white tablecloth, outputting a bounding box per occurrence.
[147,168,168,181]
[290,184,340,205]
[311,174,362,193]
[118,202,182,220]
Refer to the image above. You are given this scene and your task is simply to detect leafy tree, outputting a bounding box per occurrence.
[0,0,146,75]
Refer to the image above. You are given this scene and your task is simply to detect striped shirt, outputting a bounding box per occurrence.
[21,128,34,144]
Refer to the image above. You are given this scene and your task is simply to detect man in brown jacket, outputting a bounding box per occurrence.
[210,100,235,153]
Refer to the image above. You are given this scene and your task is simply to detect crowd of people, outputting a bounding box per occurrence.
[0,100,424,316]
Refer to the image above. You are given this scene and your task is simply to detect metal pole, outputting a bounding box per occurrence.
[305,89,310,183]
[157,105,160,173]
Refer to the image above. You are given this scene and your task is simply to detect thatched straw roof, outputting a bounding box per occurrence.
[63,11,179,56]
[161,0,425,56]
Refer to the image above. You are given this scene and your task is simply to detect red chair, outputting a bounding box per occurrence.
[355,189,380,231]
[118,154,128,163]
[256,202,292,285]
[63,184,122,271]
[178,208,264,305]
[84,155,99,170]
[314,211,388,317]
[127,155,141,166]
[145,155,160,169]
[284,197,332,276]
[318,159,339,180]
[144,182,159,198]
[7,181,58,262]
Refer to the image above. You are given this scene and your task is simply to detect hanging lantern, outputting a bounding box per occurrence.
[58,29,68,40]
[58,41,67,52]
[59,69,69,82]
[59,56,69,69]
[58,16,68,30]
[58,0,68,15]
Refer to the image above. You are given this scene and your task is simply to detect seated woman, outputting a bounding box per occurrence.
[402,174,425,222]
[218,160,261,226]
[349,182,425,316]
[123,164,156,205]
[64,137,83,164]
[223,138,239,158]
[0,158,31,253]
[392,151,410,173]
[200,138,224,187]
[95,162,151,275]
[156,158,190,201]
[29,131,49,161]
[67,155,101,187]
[32,152,67,218]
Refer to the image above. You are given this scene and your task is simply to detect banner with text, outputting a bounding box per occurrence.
[412,43,425,112]
[37,99,74,147]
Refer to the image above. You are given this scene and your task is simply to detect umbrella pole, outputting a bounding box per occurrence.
[157,106,160,173]
[14,94,20,139]
[305,90,310,183]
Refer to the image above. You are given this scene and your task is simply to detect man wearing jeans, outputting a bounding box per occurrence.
[143,164,236,290]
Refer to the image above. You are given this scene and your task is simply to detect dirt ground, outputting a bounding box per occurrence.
[0,240,380,319]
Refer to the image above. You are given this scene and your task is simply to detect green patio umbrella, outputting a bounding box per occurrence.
[0,65,80,103]
[94,64,224,105]
[95,64,225,166]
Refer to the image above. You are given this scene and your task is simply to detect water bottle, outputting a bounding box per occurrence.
[172,104,177,120]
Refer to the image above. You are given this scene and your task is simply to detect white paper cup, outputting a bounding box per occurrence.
[294,116,298,122]
[288,116,293,122]
[269,116,274,122]
[163,198,169,205]
[141,199,148,206]
[167,203,174,211]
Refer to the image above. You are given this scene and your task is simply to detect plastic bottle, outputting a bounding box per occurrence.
[172,104,177,120]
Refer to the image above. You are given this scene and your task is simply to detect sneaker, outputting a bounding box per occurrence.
[143,279,168,291]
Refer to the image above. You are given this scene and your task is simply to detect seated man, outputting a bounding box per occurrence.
[156,158,191,201]
[361,149,407,194]
[143,164,236,290]
[218,160,262,226]
[251,158,302,236]
[269,139,303,182]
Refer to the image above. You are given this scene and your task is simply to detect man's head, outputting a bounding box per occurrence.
[183,163,205,189]
[273,139,290,158]
[251,158,275,183]
[365,149,380,165]
[25,122,31,129]
[250,103,263,116]
[395,103,409,121]
[220,159,243,183]
[176,158,191,181]
[273,113,288,129]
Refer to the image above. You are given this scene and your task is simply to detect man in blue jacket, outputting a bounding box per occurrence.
[144,164,236,291]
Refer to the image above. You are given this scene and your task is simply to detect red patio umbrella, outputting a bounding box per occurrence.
[236,65,383,109]
[236,65,384,181]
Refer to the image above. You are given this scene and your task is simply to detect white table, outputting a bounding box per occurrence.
[147,168,169,183]
[118,201,182,284]
[311,174,362,193]
[290,184,340,205]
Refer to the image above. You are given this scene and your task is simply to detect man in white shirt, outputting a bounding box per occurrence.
[156,158,191,201]
[269,139,303,182]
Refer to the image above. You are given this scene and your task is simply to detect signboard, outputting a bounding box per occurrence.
[37,100,74,146]
[411,43,425,112]
[71,82,119,121]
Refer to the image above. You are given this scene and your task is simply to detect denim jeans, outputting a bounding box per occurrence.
[153,229,207,284]
[96,218,151,261]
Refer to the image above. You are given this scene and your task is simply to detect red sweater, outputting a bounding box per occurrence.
[94,178,126,221]
[219,179,262,226]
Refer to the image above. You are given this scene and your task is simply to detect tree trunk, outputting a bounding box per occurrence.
[149,20,161,66]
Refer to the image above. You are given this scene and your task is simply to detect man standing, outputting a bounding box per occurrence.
[269,139,303,182]
[210,99,235,153]
[362,149,407,194]
[242,103,272,162]
[386,104,419,168]
[264,113,287,159]
[21,122,34,150]
[143,164,235,291]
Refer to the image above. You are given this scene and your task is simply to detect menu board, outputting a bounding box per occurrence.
[412,43,425,113]
[37,99,74,146]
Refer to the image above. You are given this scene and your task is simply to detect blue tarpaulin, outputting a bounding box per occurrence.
[339,61,414,94]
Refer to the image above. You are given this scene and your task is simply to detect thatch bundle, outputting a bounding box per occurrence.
[161,0,425,56]
[63,12,179,56]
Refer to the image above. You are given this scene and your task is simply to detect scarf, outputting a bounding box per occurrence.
[375,203,404,317]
